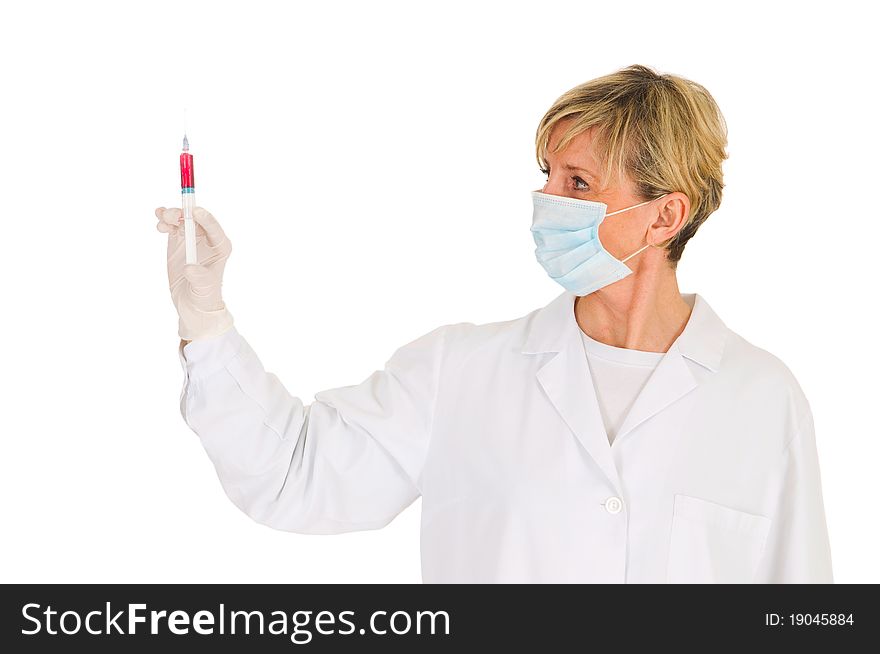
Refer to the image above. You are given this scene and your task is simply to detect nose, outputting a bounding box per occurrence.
[541,176,564,197]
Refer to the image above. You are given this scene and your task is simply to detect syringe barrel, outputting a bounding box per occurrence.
[182,189,197,265]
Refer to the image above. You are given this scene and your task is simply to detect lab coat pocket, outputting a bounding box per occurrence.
[666,494,771,584]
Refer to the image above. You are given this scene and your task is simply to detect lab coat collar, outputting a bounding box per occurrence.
[520,289,728,372]
[520,289,729,488]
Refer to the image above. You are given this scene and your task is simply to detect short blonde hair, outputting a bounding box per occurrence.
[535,64,728,265]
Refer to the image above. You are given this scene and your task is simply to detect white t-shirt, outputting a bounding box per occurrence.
[580,329,665,446]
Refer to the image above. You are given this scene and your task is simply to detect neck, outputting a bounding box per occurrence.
[574,255,692,353]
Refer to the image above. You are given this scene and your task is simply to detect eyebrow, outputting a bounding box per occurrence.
[562,163,598,178]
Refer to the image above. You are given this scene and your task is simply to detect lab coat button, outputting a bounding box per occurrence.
[604,496,623,514]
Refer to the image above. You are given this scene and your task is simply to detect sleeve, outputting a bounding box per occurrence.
[177,323,448,535]
[752,406,834,583]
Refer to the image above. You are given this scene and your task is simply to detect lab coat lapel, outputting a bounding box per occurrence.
[613,342,696,443]
[523,291,621,489]
[614,293,728,443]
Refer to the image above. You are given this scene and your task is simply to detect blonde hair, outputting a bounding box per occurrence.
[535,64,728,266]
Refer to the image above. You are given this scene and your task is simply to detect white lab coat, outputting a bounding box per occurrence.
[178,290,833,583]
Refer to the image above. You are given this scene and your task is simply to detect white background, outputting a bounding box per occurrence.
[1,0,876,583]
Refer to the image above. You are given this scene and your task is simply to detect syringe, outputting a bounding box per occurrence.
[180,133,197,264]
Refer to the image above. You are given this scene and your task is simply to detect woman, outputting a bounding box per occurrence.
[155,64,832,583]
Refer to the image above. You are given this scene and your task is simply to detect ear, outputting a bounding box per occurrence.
[652,192,690,242]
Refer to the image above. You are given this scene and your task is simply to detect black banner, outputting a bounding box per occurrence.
[0,584,871,651]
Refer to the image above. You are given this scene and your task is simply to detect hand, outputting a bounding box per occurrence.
[155,206,234,341]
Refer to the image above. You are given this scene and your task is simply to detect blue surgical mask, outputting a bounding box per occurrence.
[530,190,669,296]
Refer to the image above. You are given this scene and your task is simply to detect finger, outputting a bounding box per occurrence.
[156,220,178,234]
[159,207,183,225]
[191,207,228,247]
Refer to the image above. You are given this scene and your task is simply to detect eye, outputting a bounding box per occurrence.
[539,167,590,192]
[572,176,590,191]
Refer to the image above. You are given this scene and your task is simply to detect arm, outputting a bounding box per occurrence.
[753,407,834,583]
[177,324,448,534]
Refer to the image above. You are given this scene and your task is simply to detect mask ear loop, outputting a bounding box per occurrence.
[620,233,666,263]
[615,193,670,263]
[605,196,659,217]
[620,239,652,263]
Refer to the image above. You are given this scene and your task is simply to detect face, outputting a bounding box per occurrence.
[539,118,663,262]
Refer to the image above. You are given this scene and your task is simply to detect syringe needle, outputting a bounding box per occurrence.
[183,108,189,151]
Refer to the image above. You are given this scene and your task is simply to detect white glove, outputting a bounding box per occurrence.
[155,205,234,342]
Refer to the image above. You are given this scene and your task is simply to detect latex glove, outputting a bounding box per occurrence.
[155,206,234,342]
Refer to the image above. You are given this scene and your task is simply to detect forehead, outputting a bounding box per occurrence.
[546,119,601,168]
